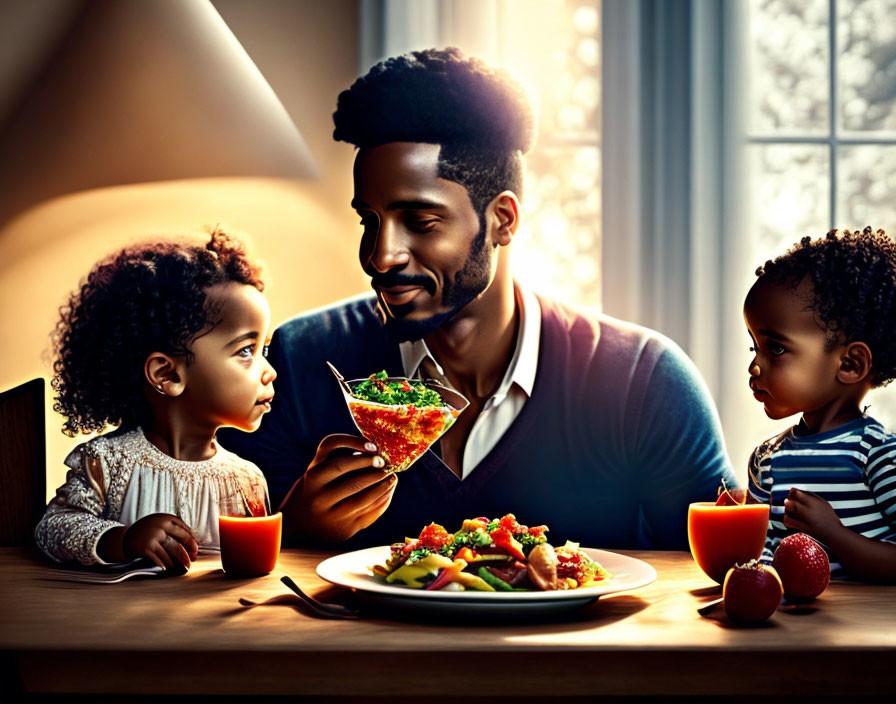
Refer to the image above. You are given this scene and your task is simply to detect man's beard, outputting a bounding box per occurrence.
[380,223,492,343]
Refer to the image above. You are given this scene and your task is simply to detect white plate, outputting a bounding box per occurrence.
[316,546,657,613]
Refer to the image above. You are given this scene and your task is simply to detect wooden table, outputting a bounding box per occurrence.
[1,547,893,698]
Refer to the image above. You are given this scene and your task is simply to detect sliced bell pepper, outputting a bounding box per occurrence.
[425,559,467,591]
[425,559,495,591]
[461,518,488,532]
[469,554,512,564]
[454,546,477,562]
[386,553,452,588]
[456,571,495,591]
[490,527,527,560]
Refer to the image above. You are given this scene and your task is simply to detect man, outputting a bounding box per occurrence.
[220,48,735,549]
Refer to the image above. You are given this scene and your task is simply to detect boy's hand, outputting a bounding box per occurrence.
[122,513,199,573]
[782,488,843,543]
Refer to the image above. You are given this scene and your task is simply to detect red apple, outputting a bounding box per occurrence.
[772,533,830,601]
[722,559,783,624]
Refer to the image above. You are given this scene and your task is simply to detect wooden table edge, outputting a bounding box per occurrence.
[7,647,895,696]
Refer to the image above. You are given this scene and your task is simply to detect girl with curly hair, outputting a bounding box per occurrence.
[35,230,277,572]
[744,227,896,583]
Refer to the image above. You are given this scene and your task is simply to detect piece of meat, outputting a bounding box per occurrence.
[486,564,528,586]
[526,543,558,590]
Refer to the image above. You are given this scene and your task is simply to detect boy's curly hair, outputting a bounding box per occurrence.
[756,227,896,387]
[333,47,536,220]
[51,229,264,436]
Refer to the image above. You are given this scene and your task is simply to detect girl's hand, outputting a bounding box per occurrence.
[782,488,843,543]
[123,513,199,573]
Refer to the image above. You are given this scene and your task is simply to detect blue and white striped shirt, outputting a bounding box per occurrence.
[748,416,896,579]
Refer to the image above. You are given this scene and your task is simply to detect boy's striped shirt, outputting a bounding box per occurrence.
[748,416,896,579]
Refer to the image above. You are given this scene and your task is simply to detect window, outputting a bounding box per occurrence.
[746,0,896,432]
[501,1,602,312]
[747,0,896,261]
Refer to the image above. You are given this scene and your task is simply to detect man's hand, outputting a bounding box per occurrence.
[279,434,398,543]
[121,513,199,573]
[782,488,843,543]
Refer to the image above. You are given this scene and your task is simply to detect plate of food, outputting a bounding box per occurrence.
[328,363,470,473]
[316,514,657,614]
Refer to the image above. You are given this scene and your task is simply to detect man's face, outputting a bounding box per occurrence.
[352,142,494,341]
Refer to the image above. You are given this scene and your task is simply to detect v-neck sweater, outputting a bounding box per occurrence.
[218,293,734,550]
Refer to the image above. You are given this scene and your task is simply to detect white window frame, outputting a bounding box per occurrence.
[747,0,896,229]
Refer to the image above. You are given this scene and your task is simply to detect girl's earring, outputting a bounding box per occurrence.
[154,382,166,395]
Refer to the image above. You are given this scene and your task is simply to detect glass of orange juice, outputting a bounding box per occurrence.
[687,502,769,583]
[217,491,281,577]
[219,512,282,577]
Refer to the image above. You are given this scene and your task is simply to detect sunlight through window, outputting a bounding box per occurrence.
[499,0,602,312]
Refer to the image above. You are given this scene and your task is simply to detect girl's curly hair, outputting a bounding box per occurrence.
[51,229,264,436]
[756,227,896,387]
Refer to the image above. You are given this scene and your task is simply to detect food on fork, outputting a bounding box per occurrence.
[371,514,611,591]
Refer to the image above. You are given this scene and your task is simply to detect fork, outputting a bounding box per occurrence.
[238,591,358,619]
[279,575,359,619]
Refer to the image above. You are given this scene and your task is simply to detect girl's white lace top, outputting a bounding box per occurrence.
[35,427,270,565]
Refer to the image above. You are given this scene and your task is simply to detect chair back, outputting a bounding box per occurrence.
[0,378,46,546]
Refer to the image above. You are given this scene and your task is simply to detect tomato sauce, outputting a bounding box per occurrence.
[349,401,459,471]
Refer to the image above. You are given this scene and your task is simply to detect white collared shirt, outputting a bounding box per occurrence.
[399,282,541,479]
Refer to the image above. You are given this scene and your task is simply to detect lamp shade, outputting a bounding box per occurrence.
[0,0,316,227]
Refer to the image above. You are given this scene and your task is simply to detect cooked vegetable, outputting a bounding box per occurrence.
[385,553,452,587]
[477,567,514,591]
[426,559,494,591]
[490,527,527,561]
[372,514,611,592]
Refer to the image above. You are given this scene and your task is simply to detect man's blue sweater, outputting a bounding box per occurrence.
[219,293,734,550]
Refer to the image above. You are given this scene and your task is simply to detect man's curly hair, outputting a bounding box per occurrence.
[756,227,896,387]
[333,47,536,220]
[51,229,264,436]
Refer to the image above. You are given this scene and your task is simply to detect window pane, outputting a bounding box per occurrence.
[502,0,600,141]
[838,145,896,230]
[747,0,829,135]
[515,145,601,311]
[502,1,601,310]
[837,0,896,133]
[866,386,896,433]
[749,144,830,260]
